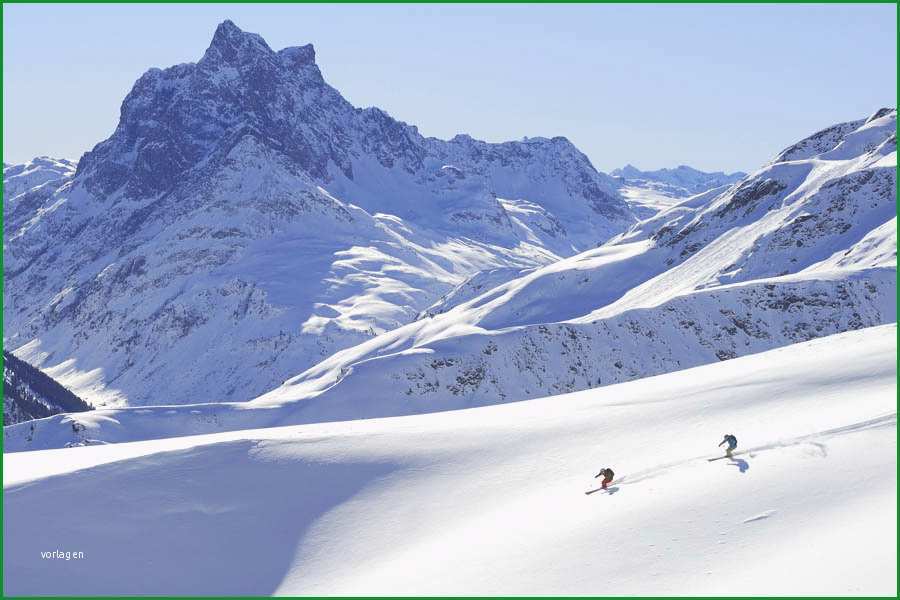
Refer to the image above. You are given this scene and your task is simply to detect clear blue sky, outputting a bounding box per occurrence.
[3,4,896,173]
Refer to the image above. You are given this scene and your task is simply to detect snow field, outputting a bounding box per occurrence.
[4,325,895,594]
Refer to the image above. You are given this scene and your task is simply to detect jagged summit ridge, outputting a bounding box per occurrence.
[201,20,317,68]
[203,19,273,62]
[75,20,626,228]
[77,20,338,196]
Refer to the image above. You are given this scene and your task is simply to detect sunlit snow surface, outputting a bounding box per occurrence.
[3,325,895,595]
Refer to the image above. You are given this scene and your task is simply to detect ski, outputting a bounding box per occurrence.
[708,450,748,461]
[585,480,619,495]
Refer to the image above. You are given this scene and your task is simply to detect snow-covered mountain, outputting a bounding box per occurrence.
[3,157,75,200]
[3,21,636,408]
[3,351,92,425]
[247,108,895,408]
[613,164,748,218]
[4,325,896,594]
[612,163,747,196]
[4,158,77,242]
[5,108,894,451]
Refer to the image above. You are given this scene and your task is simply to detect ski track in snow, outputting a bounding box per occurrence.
[615,412,897,486]
[3,325,896,595]
[743,510,777,524]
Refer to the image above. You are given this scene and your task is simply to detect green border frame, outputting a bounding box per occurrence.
[0,2,897,598]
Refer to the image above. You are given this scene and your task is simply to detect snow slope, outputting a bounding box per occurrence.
[4,325,895,595]
[3,21,634,408]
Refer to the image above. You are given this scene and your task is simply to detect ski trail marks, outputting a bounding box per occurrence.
[607,413,896,488]
[743,510,777,524]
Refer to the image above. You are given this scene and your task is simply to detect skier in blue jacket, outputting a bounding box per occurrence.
[719,434,738,458]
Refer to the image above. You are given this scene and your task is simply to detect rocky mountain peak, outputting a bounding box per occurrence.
[201,20,274,66]
[75,20,337,197]
[199,20,320,77]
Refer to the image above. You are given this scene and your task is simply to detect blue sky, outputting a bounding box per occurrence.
[3,4,896,172]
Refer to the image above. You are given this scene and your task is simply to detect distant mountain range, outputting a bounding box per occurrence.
[611,164,748,219]
[612,164,747,196]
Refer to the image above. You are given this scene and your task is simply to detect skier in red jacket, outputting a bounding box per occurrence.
[595,467,615,489]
